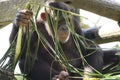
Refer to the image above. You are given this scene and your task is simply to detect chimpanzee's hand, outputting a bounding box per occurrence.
[52,71,69,80]
[13,10,33,27]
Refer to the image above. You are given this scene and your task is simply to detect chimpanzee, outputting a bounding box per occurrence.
[9,1,104,80]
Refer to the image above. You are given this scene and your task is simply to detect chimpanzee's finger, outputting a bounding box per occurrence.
[16,13,31,20]
[17,18,29,26]
[18,10,33,16]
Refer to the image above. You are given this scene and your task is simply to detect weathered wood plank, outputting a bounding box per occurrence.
[0,0,28,28]
[0,0,43,28]
[1,0,120,28]
[56,0,120,21]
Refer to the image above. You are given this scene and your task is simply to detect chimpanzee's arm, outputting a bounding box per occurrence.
[9,10,32,43]
[9,23,19,43]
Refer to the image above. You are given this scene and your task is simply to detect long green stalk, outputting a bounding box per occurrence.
[14,26,23,68]
[14,2,31,69]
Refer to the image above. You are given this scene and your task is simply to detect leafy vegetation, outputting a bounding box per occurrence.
[0,1,120,80]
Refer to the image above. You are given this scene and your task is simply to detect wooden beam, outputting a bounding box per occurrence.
[84,27,120,44]
[0,0,43,28]
[56,0,120,21]
[1,0,120,28]
[0,0,28,28]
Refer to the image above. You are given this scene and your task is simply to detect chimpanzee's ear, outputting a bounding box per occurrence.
[41,12,46,21]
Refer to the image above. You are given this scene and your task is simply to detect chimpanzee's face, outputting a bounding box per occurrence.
[38,2,72,43]
[51,11,71,43]
[57,21,70,43]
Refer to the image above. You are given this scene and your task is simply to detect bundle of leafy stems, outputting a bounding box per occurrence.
[0,1,120,80]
